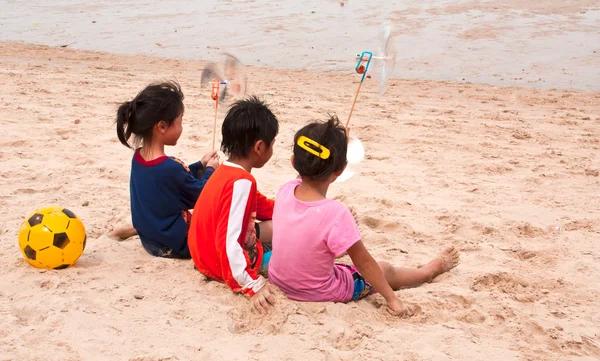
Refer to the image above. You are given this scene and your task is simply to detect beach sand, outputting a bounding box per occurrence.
[0,42,599,360]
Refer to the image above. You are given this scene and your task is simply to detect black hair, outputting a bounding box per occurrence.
[221,95,279,158]
[116,80,184,149]
[293,115,348,180]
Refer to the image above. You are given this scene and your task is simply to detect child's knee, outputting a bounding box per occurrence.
[377,261,394,275]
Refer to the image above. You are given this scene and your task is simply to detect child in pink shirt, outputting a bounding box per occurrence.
[269,116,460,315]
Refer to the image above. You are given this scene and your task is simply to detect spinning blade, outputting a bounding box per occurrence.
[377,23,397,95]
[221,52,247,103]
[335,136,365,184]
[200,53,247,108]
[336,22,396,183]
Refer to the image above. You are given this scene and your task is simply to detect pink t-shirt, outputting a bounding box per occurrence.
[269,179,361,302]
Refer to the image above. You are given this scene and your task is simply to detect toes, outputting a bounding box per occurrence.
[442,246,458,257]
[452,255,460,266]
[439,246,461,271]
[451,250,460,265]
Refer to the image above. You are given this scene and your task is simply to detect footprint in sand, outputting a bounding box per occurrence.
[375,198,395,208]
[362,216,400,232]
[471,272,529,293]
[585,169,599,177]
[327,325,375,351]
[365,155,390,161]
[515,250,537,260]
[7,140,28,147]
[471,272,555,303]
[455,309,487,324]
[452,224,485,238]
[512,222,547,238]
[563,219,596,231]
[13,186,62,195]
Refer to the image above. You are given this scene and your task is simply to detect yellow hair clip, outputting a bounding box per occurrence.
[297,136,331,160]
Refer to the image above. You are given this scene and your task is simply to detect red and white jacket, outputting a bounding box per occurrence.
[188,161,274,297]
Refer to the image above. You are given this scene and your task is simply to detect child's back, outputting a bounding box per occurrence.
[115,81,219,258]
[188,96,279,303]
[269,116,460,316]
[269,179,360,302]
[189,161,272,292]
[130,150,211,257]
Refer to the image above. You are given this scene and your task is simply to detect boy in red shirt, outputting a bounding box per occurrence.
[188,96,279,312]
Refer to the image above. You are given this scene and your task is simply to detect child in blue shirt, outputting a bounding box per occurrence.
[114,81,220,258]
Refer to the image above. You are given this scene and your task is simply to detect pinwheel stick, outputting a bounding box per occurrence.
[345,81,363,132]
[212,101,219,150]
[210,79,222,150]
[346,51,373,133]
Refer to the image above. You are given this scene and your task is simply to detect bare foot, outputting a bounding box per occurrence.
[110,224,138,241]
[423,246,460,281]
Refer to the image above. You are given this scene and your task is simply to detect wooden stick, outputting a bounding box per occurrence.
[345,80,363,131]
[212,101,219,150]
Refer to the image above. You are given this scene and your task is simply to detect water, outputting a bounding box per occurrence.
[1,0,598,90]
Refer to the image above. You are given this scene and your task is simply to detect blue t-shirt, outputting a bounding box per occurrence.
[130,149,214,256]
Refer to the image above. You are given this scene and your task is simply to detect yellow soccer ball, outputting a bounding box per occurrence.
[18,206,86,269]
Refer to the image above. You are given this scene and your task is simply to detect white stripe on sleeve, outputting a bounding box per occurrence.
[226,179,264,292]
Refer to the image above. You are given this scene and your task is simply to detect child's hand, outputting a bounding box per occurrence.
[252,283,277,314]
[205,153,221,169]
[386,297,407,317]
[201,150,218,167]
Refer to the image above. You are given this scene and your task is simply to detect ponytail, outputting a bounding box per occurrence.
[116,101,135,149]
[115,80,184,150]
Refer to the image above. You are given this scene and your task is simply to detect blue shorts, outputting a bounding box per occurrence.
[338,264,377,300]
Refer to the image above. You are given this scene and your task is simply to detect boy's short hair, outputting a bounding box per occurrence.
[293,115,348,180]
[221,96,279,158]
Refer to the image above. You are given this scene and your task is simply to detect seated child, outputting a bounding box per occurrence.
[188,96,278,310]
[115,80,220,258]
[268,116,460,316]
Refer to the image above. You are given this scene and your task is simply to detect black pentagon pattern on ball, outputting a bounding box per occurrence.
[24,245,37,260]
[28,213,43,227]
[53,232,70,249]
[54,264,70,270]
[62,208,76,219]
[82,235,87,251]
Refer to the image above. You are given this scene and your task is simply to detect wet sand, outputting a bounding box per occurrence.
[0,0,598,90]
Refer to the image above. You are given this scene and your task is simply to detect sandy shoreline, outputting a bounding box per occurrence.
[0,0,598,90]
[0,42,599,360]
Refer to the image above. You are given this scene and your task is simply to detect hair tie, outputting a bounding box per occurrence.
[126,101,135,119]
[297,136,330,160]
